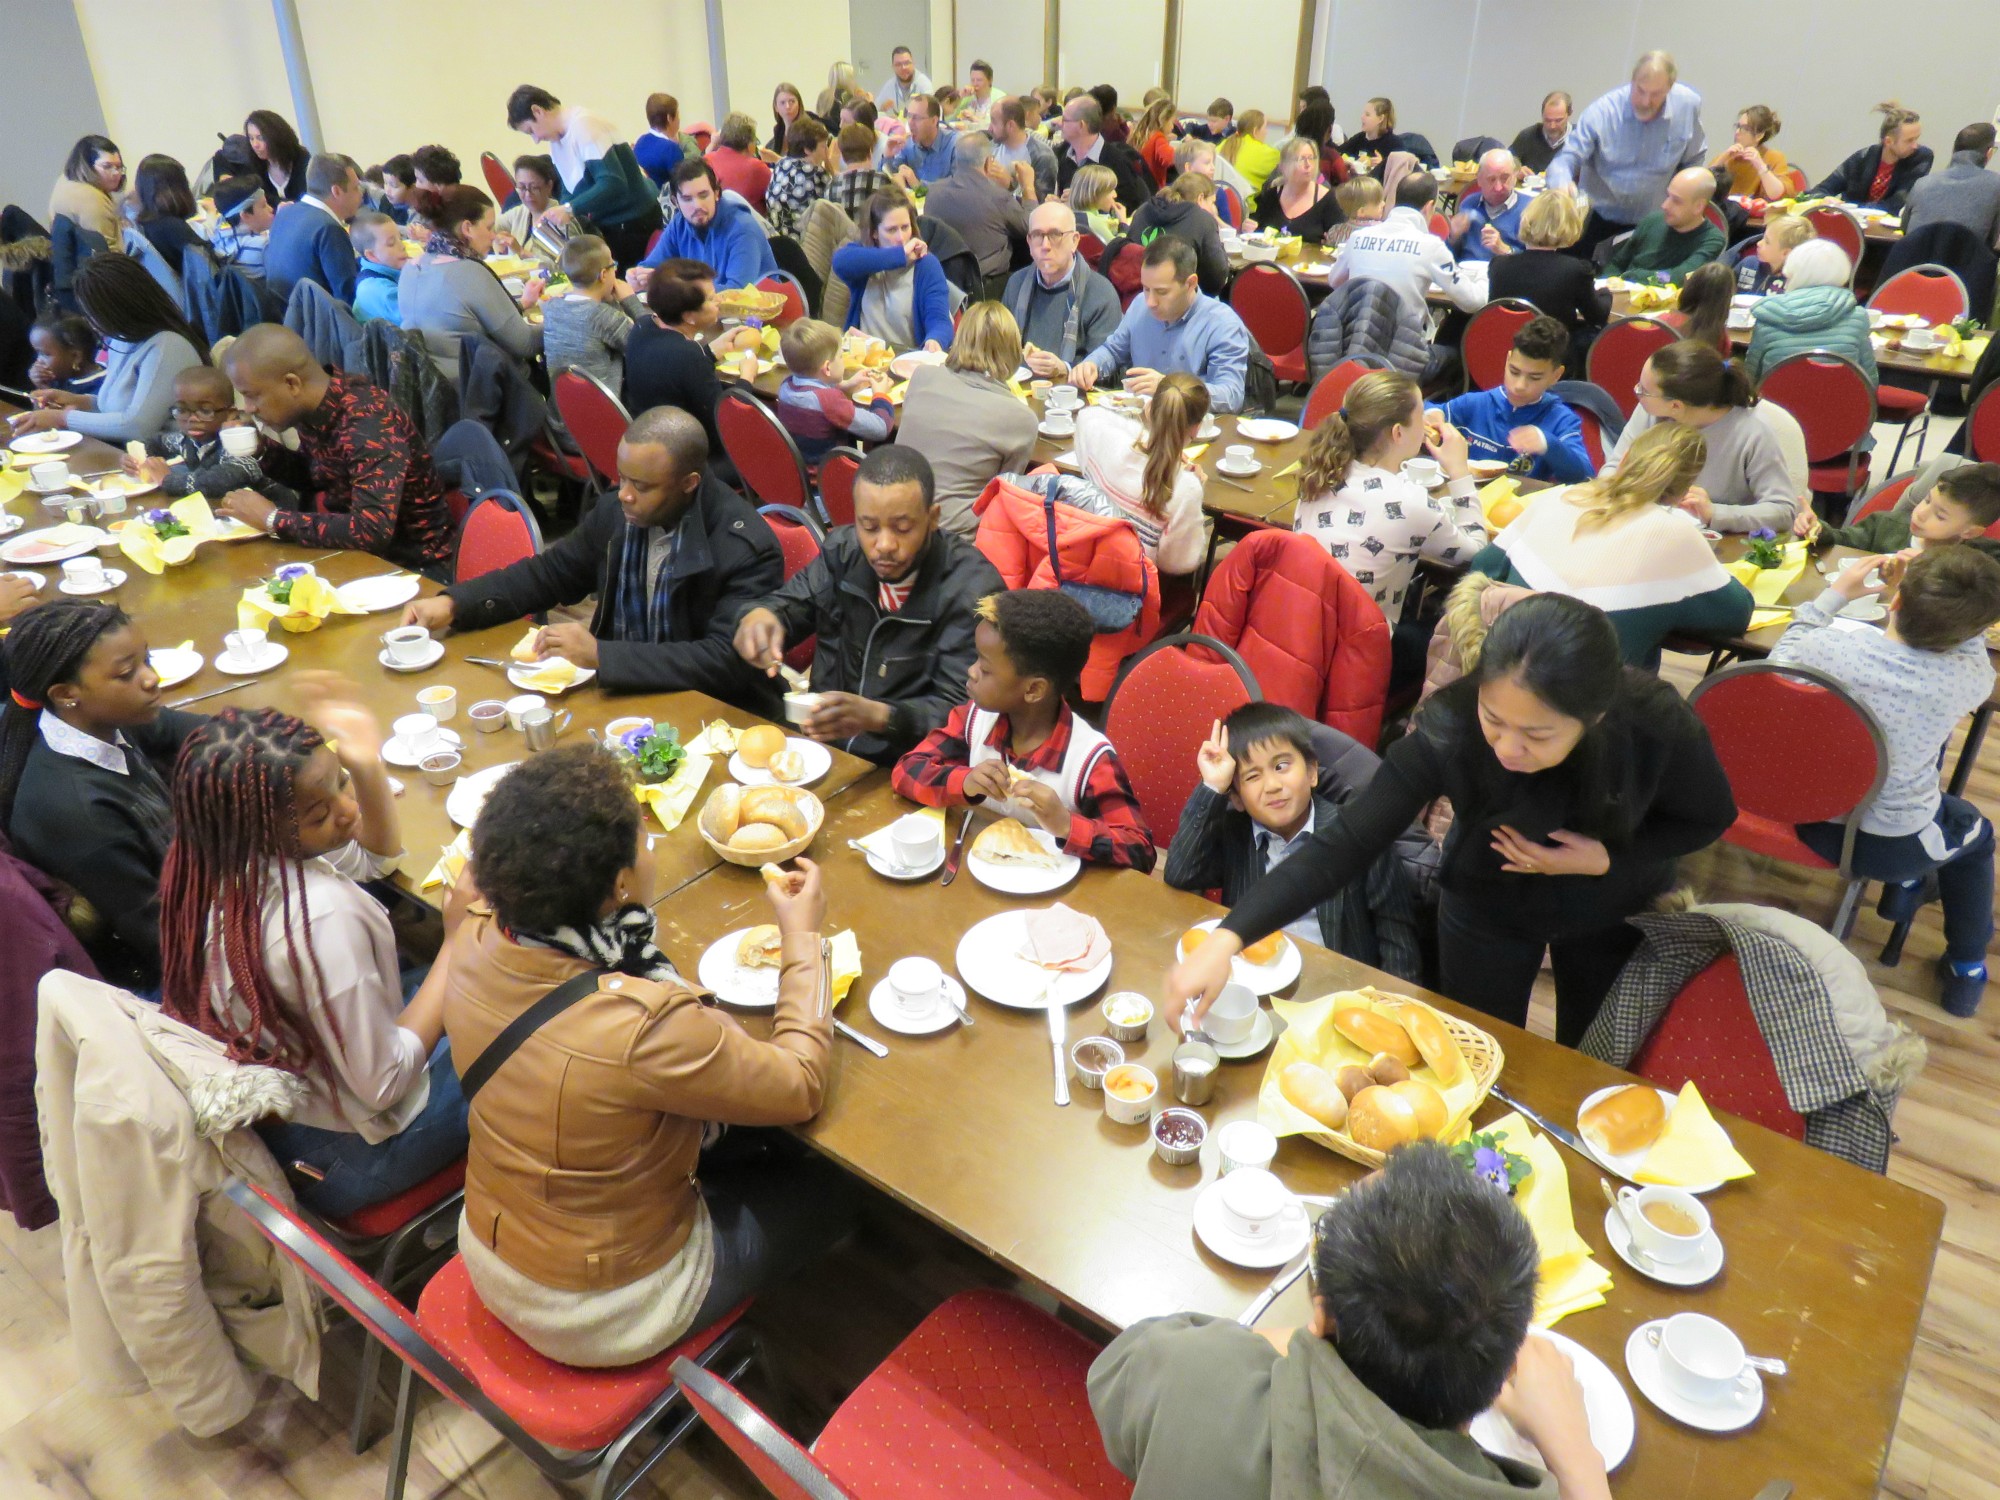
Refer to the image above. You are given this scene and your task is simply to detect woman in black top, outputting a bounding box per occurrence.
[0,602,203,991]
[1338,98,1406,179]
[767,82,807,159]
[133,154,211,272]
[1489,190,1611,373]
[1252,138,1344,242]
[244,109,309,204]
[623,257,755,455]
[1166,595,1736,1045]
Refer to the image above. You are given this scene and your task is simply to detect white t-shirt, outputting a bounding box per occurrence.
[1292,461,1487,617]
[549,105,620,193]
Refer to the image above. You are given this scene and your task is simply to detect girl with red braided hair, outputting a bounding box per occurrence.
[158,674,467,1218]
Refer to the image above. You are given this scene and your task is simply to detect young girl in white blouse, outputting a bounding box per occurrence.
[1067,371,1212,575]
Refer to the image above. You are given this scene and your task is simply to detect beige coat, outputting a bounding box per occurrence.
[35,972,321,1437]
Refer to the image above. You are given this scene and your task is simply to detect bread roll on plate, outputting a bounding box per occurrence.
[739,724,787,769]
[1179,925,1286,967]
[767,748,806,783]
[1579,1084,1666,1158]
[736,924,782,968]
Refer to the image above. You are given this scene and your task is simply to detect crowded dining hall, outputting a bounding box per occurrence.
[3,3,1999,1497]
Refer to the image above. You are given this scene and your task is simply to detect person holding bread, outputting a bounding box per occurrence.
[439,743,855,1367]
[403,406,784,713]
[1165,594,1737,1046]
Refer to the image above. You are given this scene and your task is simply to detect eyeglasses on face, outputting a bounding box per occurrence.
[1027,229,1075,243]
[171,404,234,418]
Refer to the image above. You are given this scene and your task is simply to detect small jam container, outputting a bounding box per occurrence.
[1101,1064,1158,1126]
[1151,1107,1207,1167]
[419,750,462,787]
[468,699,509,734]
[1101,991,1153,1043]
[1069,1036,1125,1090]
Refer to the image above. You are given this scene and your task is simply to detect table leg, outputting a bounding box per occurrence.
[1947,703,1992,799]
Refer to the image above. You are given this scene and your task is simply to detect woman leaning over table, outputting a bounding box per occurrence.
[245,109,310,205]
[48,133,126,247]
[496,154,560,263]
[895,300,1039,535]
[621,257,756,454]
[440,744,855,1367]
[1252,137,1344,242]
[1812,102,1933,212]
[831,190,955,352]
[397,185,543,377]
[1710,105,1791,200]
[1743,240,1876,385]
[1166,593,1736,1045]
[7,252,204,446]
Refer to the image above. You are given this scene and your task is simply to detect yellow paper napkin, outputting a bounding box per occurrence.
[1723,540,1809,608]
[1748,607,1793,632]
[1183,442,1210,462]
[853,804,945,860]
[1273,459,1301,479]
[1484,1111,1614,1326]
[1636,1080,1755,1186]
[829,929,862,1005]
[237,571,362,632]
[0,467,24,504]
[513,656,580,693]
[632,751,713,830]
[421,830,470,891]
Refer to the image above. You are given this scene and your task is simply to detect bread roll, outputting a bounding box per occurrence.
[1394,1002,1467,1087]
[739,724,787,769]
[704,784,743,842]
[728,823,789,853]
[1368,1052,1411,1086]
[1579,1084,1667,1158]
[1333,1064,1375,1102]
[768,749,806,783]
[1332,1006,1420,1067]
[1240,931,1286,966]
[741,787,810,840]
[736,924,782,968]
[509,625,542,663]
[1389,1079,1448,1139]
[1279,1062,1349,1131]
[1347,1085,1421,1152]
[1180,926,1211,958]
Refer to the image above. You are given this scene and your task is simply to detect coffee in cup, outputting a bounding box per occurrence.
[392,713,441,755]
[889,814,941,867]
[1652,1312,1749,1405]
[381,625,431,665]
[1618,1184,1710,1263]
[887,956,943,1017]
[1217,1167,1289,1240]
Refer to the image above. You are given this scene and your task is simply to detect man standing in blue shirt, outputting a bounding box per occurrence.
[892,96,959,186]
[1431,316,1593,483]
[1547,51,1706,258]
[1072,238,1251,413]
[635,160,777,291]
[1450,150,1533,263]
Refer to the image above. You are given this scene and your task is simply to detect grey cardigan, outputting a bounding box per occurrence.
[397,255,542,375]
[65,332,204,444]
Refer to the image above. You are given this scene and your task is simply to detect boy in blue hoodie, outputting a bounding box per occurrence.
[349,212,407,324]
[1430,315,1592,484]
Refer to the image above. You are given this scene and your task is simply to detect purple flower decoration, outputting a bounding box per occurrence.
[143,507,171,524]
[1749,527,1777,542]
[274,562,313,581]
[619,727,651,753]
[1473,1145,1510,1190]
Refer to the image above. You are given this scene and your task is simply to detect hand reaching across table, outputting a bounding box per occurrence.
[402,595,455,632]
[734,606,788,676]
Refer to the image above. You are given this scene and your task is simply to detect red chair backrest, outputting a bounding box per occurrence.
[717,389,813,509]
[1461,299,1537,392]
[1427,209,1451,239]
[1783,167,1807,195]
[756,273,809,325]
[1216,183,1245,229]
[1630,954,1807,1140]
[443,487,469,528]
[1866,264,1970,326]
[1566,401,1610,468]
[1966,382,2000,465]
[674,1359,849,1500]
[1702,201,1728,235]
[552,369,631,487]
[1587,318,1677,419]
[1803,206,1863,267]
[760,505,822,583]
[480,152,514,207]
[1102,241,1143,308]
[455,493,541,583]
[1689,663,1885,826]
[1303,359,1377,429]
[1757,353,1874,463]
[1847,473,1914,524]
[1077,231,1107,266]
[644,225,666,260]
[818,446,862,527]
[1229,263,1310,363]
[1102,633,1259,844]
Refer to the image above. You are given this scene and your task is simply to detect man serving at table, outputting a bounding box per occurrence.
[1071,237,1251,414]
[1547,51,1707,258]
[1004,202,1122,379]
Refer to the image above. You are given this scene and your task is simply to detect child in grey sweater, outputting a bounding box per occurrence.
[541,233,648,387]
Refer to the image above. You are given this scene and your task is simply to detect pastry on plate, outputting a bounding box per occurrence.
[971,816,1059,869]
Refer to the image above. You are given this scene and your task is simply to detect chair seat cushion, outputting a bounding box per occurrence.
[530,436,593,483]
[1723,811,1836,869]
[1271,349,1308,383]
[415,1255,745,1451]
[1873,385,1929,418]
[1808,455,1869,493]
[332,1158,466,1240]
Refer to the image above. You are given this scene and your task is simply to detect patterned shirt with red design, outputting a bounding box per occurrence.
[877,576,914,613]
[1867,155,1897,202]
[892,700,1156,871]
[260,372,455,572]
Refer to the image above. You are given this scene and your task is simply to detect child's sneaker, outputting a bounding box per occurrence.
[1937,957,1989,1019]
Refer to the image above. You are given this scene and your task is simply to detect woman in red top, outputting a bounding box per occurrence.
[1132,98,1179,190]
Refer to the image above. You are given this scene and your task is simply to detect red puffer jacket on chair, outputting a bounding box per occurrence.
[1193,529,1391,747]
[972,476,1161,700]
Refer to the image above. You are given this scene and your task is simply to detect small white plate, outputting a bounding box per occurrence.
[7,430,83,455]
[866,974,968,1036]
[79,475,156,503]
[58,567,126,596]
[1471,1330,1635,1472]
[863,843,944,880]
[890,349,947,379]
[508,661,596,693]
[447,761,521,827]
[1235,418,1299,443]
[0,527,110,564]
[1215,459,1261,477]
[1575,1085,1726,1194]
[2,568,47,593]
[0,516,22,536]
[954,909,1112,1009]
[215,642,290,675]
[968,827,1082,895]
[381,727,462,768]
[698,929,783,1009]
[1211,1006,1283,1061]
[729,737,832,787]
[149,645,202,688]
[1624,1321,1764,1432]
[378,639,447,673]
[1191,1178,1311,1269]
[1194,420,1222,441]
[337,573,423,613]
[1838,597,1887,622]
[1602,1206,1724,1286]
[1177,918,1300,996]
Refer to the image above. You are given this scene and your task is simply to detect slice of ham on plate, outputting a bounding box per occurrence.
[1019,902,1111,972]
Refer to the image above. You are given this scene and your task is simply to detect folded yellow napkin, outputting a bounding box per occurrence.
[1484,1111,1615,1326]
[1183,442,1210,462]
[632,751,713,830]
[1273,459,1301,479]
[0,467,24,504]
[853,804,945,860]
[513,656,580,693]
[237,571,362,632]
[1636,1080,1755,1186]
[1748,607,1793,632]
[829,929,862,1005]
[1723,540,1809,608]
[421,830,470,891]
[758,325,782,356]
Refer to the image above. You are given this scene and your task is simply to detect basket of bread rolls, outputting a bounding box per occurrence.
[1256,986,1502,1168]
[698,782,823,865]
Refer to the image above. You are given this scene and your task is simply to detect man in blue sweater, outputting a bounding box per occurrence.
[264,154,363,305]
[1431,316,1592,483]
[1450,150,1533,262]
[635,159,778,291]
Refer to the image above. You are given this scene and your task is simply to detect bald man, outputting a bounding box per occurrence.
[404,405,784,708]
[1602,166,1724,285]
[218,325,455,574]
[1547,50,1708,257]
[1449,149,1531,262]
[1001,201,1124,378]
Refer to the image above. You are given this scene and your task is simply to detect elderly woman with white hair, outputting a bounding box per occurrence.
[1743,239,1876,385]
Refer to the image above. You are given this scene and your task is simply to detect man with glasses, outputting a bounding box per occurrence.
[1003,203,1122,379]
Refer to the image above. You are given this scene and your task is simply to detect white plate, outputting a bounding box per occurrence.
[508,661,596,693]
[954,909,1112,1009]
[381,727,462,768]
[0,516,21,536]
[1602,1206,1725,1287]
[867,974,968,1036]
[1011,365,1033,383]
[1838,598,1887,621]
[149,645,202,688]
[1574,1086,1725,1194]
[890,349,947,379]
[2,568,47,594]
[864,843,945,880]
[1177,918,1300,996]
[337,573,423,612]
[1624,1321,1764,1432]
[968,827,1082,895]
[698,929,783,1009]
[1194,420,1222,440]
[58,567,126,596]
[1234,418,1299,443]
[1211,1005,1284,1061]
[447,761,521,827]
[1215,459,1261,477]
[1191,1178,1312,1269]
[79,475,156,503]
[729,737,832,787]
[8,430,83,455]
[215,642,290,675]
[0,527,110,564]
[1471,1330,1635,1473]
[378,639,447,672]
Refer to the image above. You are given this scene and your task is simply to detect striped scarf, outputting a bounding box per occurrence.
[613,522,676,643]
[510,903,680,982]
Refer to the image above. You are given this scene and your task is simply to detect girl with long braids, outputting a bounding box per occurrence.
[159,677,466,1218]
[0,601,202,989]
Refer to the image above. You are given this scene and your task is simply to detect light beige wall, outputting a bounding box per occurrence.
[720,3,849,135]
[955,0,1045,96]
[1058,0,1167,98]
[1177,0,1304,121]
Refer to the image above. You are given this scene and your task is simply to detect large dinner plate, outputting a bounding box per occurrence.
[446,761,521,828]
[1469,1330,1634,1473]
[336,573,423,613]
[698,930,782,1009]
[0,527,110,565]
[1574,1085,1726,1195]
[954,910,1112,1009]
[968,826,1081,895]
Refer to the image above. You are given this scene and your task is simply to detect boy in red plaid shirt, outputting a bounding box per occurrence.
[892,590,1155,871]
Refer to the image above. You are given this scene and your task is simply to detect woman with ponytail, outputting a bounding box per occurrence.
[396,184,543,375]
[159,681,466,1218]
[1055,369,1211,574]
[0,602,202,989]
[1472,422,1754,667]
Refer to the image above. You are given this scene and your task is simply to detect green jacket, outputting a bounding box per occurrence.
[1819,508,2000,561]
[1745,285,1878,385]
[1604,212,1723,285]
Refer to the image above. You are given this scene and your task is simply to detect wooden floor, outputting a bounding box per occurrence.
[1,421,1992,1499]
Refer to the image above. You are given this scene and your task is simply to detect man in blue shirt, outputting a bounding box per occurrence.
[892,96,959,186]
[635,159,777,291]
[1430,316,1592,483]
[1450,150,1533,263]
[1073,237,1251,413]
[1547,50,1707,257]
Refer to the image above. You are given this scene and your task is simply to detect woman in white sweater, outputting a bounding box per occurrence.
[1067,372,1211,574]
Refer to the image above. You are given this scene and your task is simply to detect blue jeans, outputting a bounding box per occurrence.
[1801,796,1995,964]
[258,1041,470,1221]
[687,1133,859,1335]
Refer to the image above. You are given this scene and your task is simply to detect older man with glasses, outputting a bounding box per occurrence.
[1002,202,1123,380]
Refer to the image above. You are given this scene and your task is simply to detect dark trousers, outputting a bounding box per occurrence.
[599,206,666,272]
[1436,893,1644,1048]
[1800,796,1994,964]
[1575,210,1636,265]
[686,1133,860,1334]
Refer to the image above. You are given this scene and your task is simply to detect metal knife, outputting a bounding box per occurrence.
[466,656,516,671]
[833,1019,887,1058]
[938,805,975,886]
[1048,994,1070,1106]
[1488,1084,1592,1160]
[1238,1247,1312,1326]
[166,682,254,709]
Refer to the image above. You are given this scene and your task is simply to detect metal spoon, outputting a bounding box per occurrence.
[1600,1177,1661,1271]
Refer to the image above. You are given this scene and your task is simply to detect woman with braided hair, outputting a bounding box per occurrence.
[0,601,202,990]
[158,677,466,1218]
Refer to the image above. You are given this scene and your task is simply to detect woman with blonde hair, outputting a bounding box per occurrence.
[1711,104,1789,199]
[1812,102,1932,211]
[1252,137,1342,241]
[895,302,1039,534]
[1219,109,1279,192]
[1490,189,1610,360]
[1068,162,1126,243]
[1471,422,1752,666]
[817,62,862,123]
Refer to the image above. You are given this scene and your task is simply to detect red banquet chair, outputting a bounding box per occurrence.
[1076,230,1108,267]
[1843,473,1915,527]
[1303,356,1386,429]
[1688,660,1887,936]
[818,445,864,527]
[1629,953,1808,1141]
[718,388,815,510]
[1229,262,1311,384]
[224,1178,755,1500]
[1216,183,1245,230]
[1102,631,1261,844]
[454,489,544,584]
[1586,316,1677,419]
[1460,298,1539,392]
[1865,264,1969,470]
[759,503,823,671]
[480,151,514,206]
[553,368,632,490]
[1757,351,1875,500]
[1970,382,2000,467]
[673,1289,1130,1500]
[1803,205,1864,269]
[756,271,810,325]
[1427,209,1452,240]
[1702,201,1728,236]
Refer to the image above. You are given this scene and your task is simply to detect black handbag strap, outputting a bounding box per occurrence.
[459,968,609,1104]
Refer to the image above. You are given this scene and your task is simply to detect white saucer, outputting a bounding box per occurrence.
[378,639,446,672]
[866,975,968,1035]
[1209,1006,1285,1061]
[864,843,945,880]
[1216,459,1261,477]
[58,568,126,596]
[1191,1179,1312,1269]
[1471,1329,1635,1473]
[381,727,463,767]
[1195,421,1222,441]
[2,568,47,592]
[1038,421,1078,440]
[698,929,782,1010]
[1602,1206,1724,1286]
[1623,1321,1764,1432]
[1838,598,1887,622]
[0,515,22,536]
[215,643,290,675]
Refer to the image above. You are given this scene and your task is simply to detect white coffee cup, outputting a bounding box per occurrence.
[1040,411,1076,437]
[1204,982,1258,1044]
[1216,1120,1278,1175]
[381,625,431,665]
[1218,1167,1289,1240]
[62,556,107,589]
[1653,1313,1750,1405]
[1047,384,1082,410]
[889,814,941,867]
[223,628,272,666]
[504,693,545,730]
[1402,457,1442,487]
[887,956,943,1016]
[416,684,457,721]
[30,460,69,491]
[1223,444,1256,468]
[1618,1184,1711,1264]
[219,426,260,458]
[392,712,440,755]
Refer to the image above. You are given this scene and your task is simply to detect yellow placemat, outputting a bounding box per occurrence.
[1484,1111,1615,1326]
